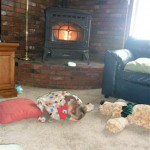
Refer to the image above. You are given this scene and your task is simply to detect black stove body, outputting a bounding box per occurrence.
[43,7,91,64]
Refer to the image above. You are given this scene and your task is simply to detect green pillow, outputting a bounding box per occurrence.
[124,58,150,74]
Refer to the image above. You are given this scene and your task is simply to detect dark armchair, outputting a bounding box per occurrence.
[102,37,150,104]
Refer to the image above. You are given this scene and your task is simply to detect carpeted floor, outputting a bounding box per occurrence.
[0,86,150,150]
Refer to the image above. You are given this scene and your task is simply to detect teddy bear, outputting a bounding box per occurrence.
[99,100,150,133]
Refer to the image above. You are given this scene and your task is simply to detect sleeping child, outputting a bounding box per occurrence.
[37,91,94,122]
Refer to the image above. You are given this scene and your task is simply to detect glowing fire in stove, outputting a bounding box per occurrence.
[63,30,72,40]
[53,25,78,41]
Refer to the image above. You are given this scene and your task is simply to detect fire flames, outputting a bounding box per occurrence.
[53,25,78,41]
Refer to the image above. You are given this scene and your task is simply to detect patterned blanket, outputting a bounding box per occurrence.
[37,91,83,122]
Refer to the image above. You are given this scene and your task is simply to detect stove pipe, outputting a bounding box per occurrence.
[60,0,69,8]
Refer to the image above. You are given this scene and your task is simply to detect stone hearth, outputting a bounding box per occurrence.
[15,57,103,89]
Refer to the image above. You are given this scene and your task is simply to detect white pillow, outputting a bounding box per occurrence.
[124,58,150,74]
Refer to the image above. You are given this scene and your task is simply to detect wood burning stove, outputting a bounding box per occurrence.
[43,7,91,64]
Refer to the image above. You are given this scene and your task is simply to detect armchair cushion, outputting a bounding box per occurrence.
[122,71,150,86]
[125,37,150,58]
[124,58,150,74]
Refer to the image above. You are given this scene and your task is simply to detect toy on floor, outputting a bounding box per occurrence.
[99,100,150,133]
[37,91,94,122]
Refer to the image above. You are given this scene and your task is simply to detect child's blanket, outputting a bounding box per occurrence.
[37,91,83,121]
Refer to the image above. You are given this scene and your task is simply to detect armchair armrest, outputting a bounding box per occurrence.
[102,49,134,97]
[110,49,134,68]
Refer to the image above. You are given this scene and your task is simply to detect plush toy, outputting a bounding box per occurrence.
[99,100,150,133]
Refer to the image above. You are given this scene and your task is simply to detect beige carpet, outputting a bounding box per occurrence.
[0,86,150,150]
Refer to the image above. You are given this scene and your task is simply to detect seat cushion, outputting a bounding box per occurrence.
[0,98,42,124]
[122,70,150,86]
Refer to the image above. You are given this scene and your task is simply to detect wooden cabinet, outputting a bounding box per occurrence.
[0,43,19,98]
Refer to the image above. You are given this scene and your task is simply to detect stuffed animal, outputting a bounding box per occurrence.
[99,100,150,133]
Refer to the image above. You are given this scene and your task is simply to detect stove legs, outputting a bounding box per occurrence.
[83,51,90,65]
[43,47,50,62]
[43,47,90,65]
